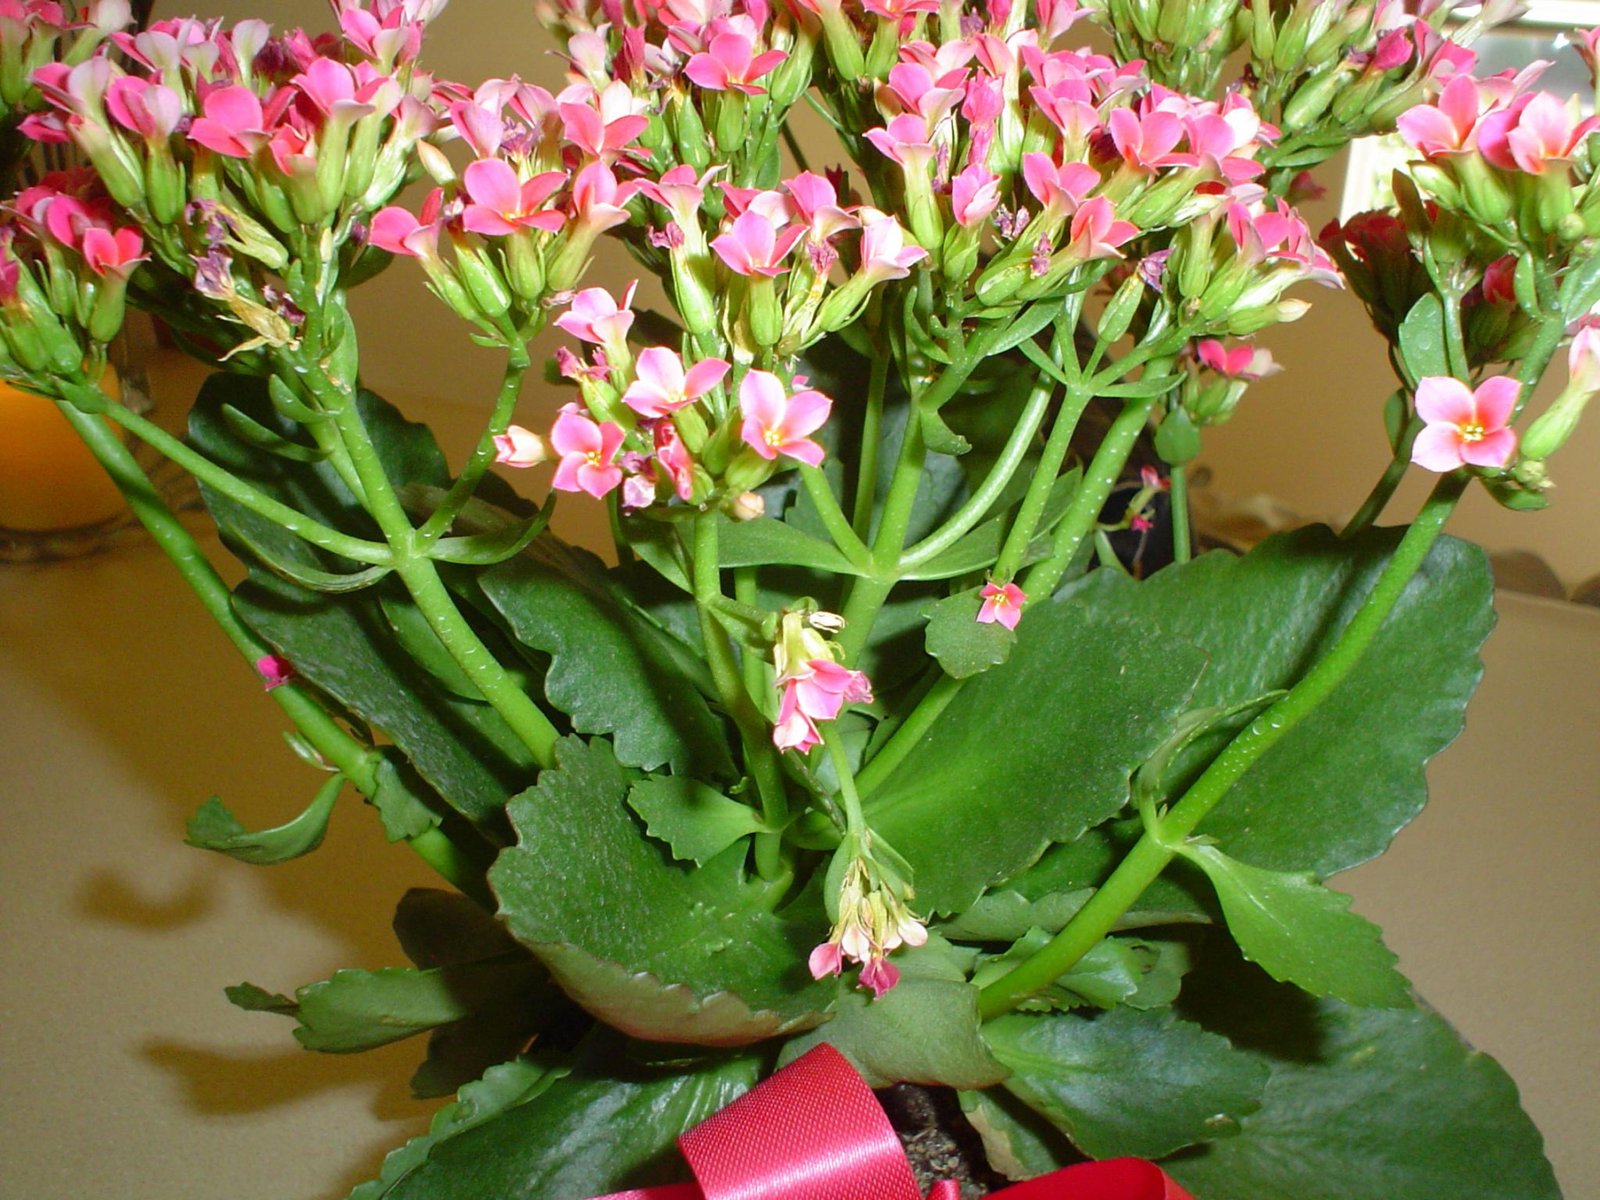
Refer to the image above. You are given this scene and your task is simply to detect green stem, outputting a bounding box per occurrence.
[416,343,532,545]
[310,366,559,768]
[691,514,789,882]
[800,465,874,569]
[1440,287,1469,379]
[1022,392,1161,599]
[993,383,1094,580]
[856,673,960,800]
[852,347,888,537]
[836,408,924,662]
[821,723,866,836]
[1169,463,1192,564]
[96,401,391,564]
[899,361,1058,571]
[978,473,1468,1018]
[56,397,493,904]
[1341,434,1415,539]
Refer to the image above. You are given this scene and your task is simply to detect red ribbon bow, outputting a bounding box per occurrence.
[595,1045,1193,1200]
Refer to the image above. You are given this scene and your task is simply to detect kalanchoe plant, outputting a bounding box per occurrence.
[4,0,1598,1195]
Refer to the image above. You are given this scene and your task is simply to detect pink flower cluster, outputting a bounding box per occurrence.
[10,169,146,281]
[773,658,872,753]
[808,851,926,999]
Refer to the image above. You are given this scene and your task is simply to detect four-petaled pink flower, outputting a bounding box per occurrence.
[1063,195,1138,261]
[684,30,787,94]
[857,214,927,283]
[1395,74,1482,159]
[1411,375,1520,472]
[555,281,637,347]
[492,424,547,468]
[549,405,626,498]
[1195,338,1278,380]
[977,581,1026,631]
[187,85,271,158]
[623,347,730,418]
[773,658,873,752]
[710,209,806,277]
[739,370,832,466]
[460,159,567,236]
[79,226,146,279]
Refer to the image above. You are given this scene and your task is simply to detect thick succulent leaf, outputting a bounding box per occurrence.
[1178,845,1409,1008]
[226,958,543,1053]
[489,737,830,1045]
[984,1006,1269,1160]
[924,589,1017,679]
[1169,947,1560,1200]
[972,933,1192,1013]
[184,781,338,865]
[235,571,533,828]
[1063,527,1493,875]
[959,1088,1081,1182]
[626,776,769,865]
[481,539,734,779]
[778,938,1007,1089]
[715,514,865,574]
[864,602,1208,914]
[352,1045,759,1200]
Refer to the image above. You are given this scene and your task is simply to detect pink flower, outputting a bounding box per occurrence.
[1395,74,1482,158]
[858,956,900,998]
[652,420,696,500]
[1500,92,1599,175]
[460,159,567,236]
[710,209,806,277]
[568,161,637,235]
[863,114,939,171]
[623,347,729,417]
[104,76,184,140]
[808,940,844,979]
[977,581,1025,631]
[255,654,295,690]
[492,424,547,468]
[739,371,832,466]
[857,214,927,283]
[1021,153,1100,218]
[187,85,271,158]
[79,226,146,279]
[1411,375,1519,471]
[1064,195,1138,261]
[559,90,649,160]
[772,658,872,751]
[1108,106,1185,173]
[555,281,637,347]
[951,165,1000,228]
[1195,338,1278,380]
[549,406,626,497]
[683,30,787,94]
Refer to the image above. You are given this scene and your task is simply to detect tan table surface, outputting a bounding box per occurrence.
[2,531,1596,1200]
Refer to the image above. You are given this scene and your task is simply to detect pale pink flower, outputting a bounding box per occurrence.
[568,162,637,235]
[1108,106,1185,173]
[555,281,637,346]
[857,214,927,283]
[977,581,1025,631]
[710,209,806,277]
[187,85,271,158]
[772,658,872,751]
[492,424,547,467]
[785,172,858,242]
[623,347,730,417]
[104,76,184,140]
[951,166,1001,228]
[1411,375,1519,471]
[683,30,786,94]
[1021,153,1099,218]
[549,406,626,497]
[863,114,939,171]
[636,164,722,227]
[1499,92,1599,175]
[808,940,844,979]
[1395,74,1482,158]
[559,91,649,160]
[739,371,832,466]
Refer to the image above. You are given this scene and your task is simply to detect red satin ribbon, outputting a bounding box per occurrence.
[594,1044,1192,1200]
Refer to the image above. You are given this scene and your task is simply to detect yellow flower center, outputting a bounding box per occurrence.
[1459,420,1486,443]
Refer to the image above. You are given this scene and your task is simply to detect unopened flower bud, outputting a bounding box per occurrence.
[493,424,548,468]
[728,489,766,520]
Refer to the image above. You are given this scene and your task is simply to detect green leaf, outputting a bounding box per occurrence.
[1398,294,1447,382]
[1176,844,1408,1008]
[864,602,1208,914]
[990,303,1063,357]
[352,1044,760,1200]
[185,778,339,864]
[370,751,443,841]
[626,776,769,866]
[920,402,973,455]
[1169,949,1560,1200]
[481,540,734,779]
[230,959,544,1053]
[958,1088,1080,1182]
[778,938,1008,1089]
[1065,527,1493,875]
[219,402,328,462]
[903,470,1081,582]
[985,1006,1269,1160]
[938,888,1093,942]
[489,737,830,1045]
[714,514,865,574]
[924,589,1017,679]
[970,932,1192,1013]
[235,571,533,828]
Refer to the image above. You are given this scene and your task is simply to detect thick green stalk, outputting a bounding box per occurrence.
[416,343,532,545]
[852,347,889,537]
[57,397,493,904]
[312,371,559,768]
[691,514,790,882]
[992,384,1094,579]
[1169,463,1192,564]
[978,473,1468,1018]
[96,401,391,564]
[1022,393,1160,598]
[856,672,959,799]
[800,465,874,569]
